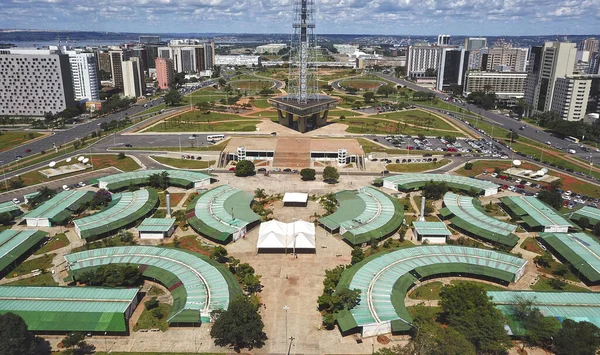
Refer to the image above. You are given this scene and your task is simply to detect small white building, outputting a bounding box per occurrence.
[257,220,315,253]
[283,193,309,207]
[137,218,176,239]
[412,221,452,244]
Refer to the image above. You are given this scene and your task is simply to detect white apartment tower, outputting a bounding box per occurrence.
[551,77,591,121]
[122,57,144,99]
[65,50,99,101]
[0,49,75,116]
[406,45,441,78]
[525,42,577,115]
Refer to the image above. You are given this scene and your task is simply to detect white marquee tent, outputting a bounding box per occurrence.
[257,220,316,252]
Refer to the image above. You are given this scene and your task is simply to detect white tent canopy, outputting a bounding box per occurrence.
[257,220,316,252]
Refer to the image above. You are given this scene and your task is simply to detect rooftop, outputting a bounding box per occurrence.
[0,229,48,272]
[24,190,93,221]
[382,174,499,194]
[138,218,176,233]
[412,221,452,236]
[540,232,600,283]
[97,170,210,190]
[501,196,573,228]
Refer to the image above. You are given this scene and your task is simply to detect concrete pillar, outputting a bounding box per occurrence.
[278,110,292,127]
[317,110,329,127]
[298,116,308,133]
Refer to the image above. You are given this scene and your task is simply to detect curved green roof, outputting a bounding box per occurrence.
[74,189,159,239]
[443,192,518,247]
[382,174,499,195]
[65,246,240,323]
[570,206,600,226]
[339,246,526,333]
[540,232,600,283]
[98,170,210,191]
[318,187,403,245]
[24,190,94,224]
[0,230,48,272]
[501,196,573,229]
[187,185,260,243]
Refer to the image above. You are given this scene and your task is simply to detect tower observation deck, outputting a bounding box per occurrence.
[269,0,338,133]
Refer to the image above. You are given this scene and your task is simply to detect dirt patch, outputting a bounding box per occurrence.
[377,335,391,345]
[287,276,298,285]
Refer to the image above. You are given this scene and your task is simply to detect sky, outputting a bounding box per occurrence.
[1,0,599,36]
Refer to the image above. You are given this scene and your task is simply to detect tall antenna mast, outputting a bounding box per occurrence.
[289,0,318,104]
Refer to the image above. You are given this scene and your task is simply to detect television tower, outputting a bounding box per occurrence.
[270,0,338,133]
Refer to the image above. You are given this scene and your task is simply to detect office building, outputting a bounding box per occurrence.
[551,76,591,121]
[139,35,161,45]
[65,50,100,101]
[256,43,287,54]
[406,45,441,78]
[437,35,450,46]
[144,45,159,70]
[465,37,487,51]
[525,42,577,116]
[436,48,469,91]
[463,71,527,99]
[482,47,528,72]
[155,58,174,90]
[130,47,148,77]
[97,51,112,75]
[0,49,75,116]
[579,38,599,54]
[158,41,215,74]
[122,57,144,98]
[109,50,125,89]
[334,44,359,56]
[468,49,484,70]
[215,55,261,67]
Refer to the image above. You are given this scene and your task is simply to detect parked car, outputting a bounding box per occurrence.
[78,182,86,187]
[11,198,20,204]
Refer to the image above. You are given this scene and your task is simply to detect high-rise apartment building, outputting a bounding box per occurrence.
[406,45,441,78]
[482,47,528,72]
[130,47,148,77]
[437,35,450,46]
[463,71,527,99]
[436,48,469,91]
[97,51,112,75]
[122,57,144,98]
[139,35,161,45]
[579,38,599,54]
[551,77,591,121]
[0,49,75,116]
[525,42,577,116]
[109,50,124,89]
[65,50,100,101]
[465,38,487,51]
[159,40,215,74]
[155,58,174,90]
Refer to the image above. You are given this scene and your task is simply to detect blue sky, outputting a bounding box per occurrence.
[1,0,599,35]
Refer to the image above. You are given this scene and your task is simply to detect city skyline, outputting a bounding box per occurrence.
[1,0,599,36]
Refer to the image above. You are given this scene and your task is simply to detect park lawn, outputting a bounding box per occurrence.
[249,110,279,119]
[406,306,442,320]
[113,140,230,152]
[94,353,222,355]
[538,260,580,282]
[530,276,590,292]
[34,233,70,255]
[462,115,510,139]
[6,253,55,278]
[148,286,165,296]
[0,131,43,152]
[520,237,543,254]
[152,156,215,169]
[386,159,451,173]
[357,138,409,155]
[408,281,444,300]
[454,160,541,177]
[370,110,457,131]
[91,154,141,172]
[158,192,186,208]
[328,109,357,117]
[449,280,506,291]
[342,117,461,137]
[164,235,213,256]
[133,303,171,332]
[229,80,274,90]
[5,273,58,286]
[148,120,260,133]
[167,110,252,123]
[252,99,271,109]
[339,78,382,90]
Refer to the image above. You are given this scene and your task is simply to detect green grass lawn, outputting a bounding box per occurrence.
[34,233,70,255]
[408,281,444,300]
[341,117,461,137]
[5,273,58,286]
[133,303,171,332]
[152,156,215,169]
[93,353,222,355]
[229,80,274,90]
[158,192,185,208]
[113,139,229,152]
[386,159,451,173]
[6,254,55,278]
[369,110,457,131]
[249,110,279,119]
[357,138,409,155]
[520,237,543,254]
[252,98,271,109]
[147,120,260,133]
[338,78,383,90]
[0,131,43,152]
[448,280,506,291]
[531,276,590,292]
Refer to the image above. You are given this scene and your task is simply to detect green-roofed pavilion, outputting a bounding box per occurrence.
[0,229,48,277]
[441,192,519,248]
[138,218,176,239]
[0,201,22,217]
[318,187,404,246]
[24,190,94,227]
[382,174,499,196]
[97,170,211,191]
[570,206,600,226]
[187,185,260,244]
[500,196,574,233]
[0,286,139,333]
[539,232,600,284]
[74,189,159,240]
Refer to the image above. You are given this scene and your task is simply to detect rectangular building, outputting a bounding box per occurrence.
[256,43,287,54]
[139,35,161,45]
[551,76,592,121]
[122,57,144,99]
[65,50,100,101]
[137,218,176,239]
[24,190,94,227]
[463,71,527,99]
[155,58,174,90]
[482,47,528,72]
[109,50,124,89]
[406,45,441,78]
[0,229,47,277]
[465,37,487,51]
[0,49,75,116]
[436,48,469,91]
[215,55,261,67]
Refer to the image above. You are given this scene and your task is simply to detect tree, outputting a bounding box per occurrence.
[90,189,111,209]
[363,91,375,103]
[394,66,406,78]
[577,217,591,230]
[300,168,316,181]
[145,297,160,310]
[533,251,554,268]
[164,89,183,106]
[76,264,142,287]
[61,332,86,349]
[537,190,563,210]
[323,166,339,184]
[424,68,437,77]
[0,212,13,226]
[210,296,266,350]
[27,186,57,208]
[506,130,519,142]
[439,283,512,354]
[235,160,255,177]
[594,222,600,237]
[510,296,560,349]
[0,313,51,355]
[210,246,228,263]
[422,181,448,200]
[254,188,266,199]
[464,162,473,171]
[149,171,169,189]
[554,319,600,355]
[117,152,126,160]
[377,84,398,98]
[351,247,365,264]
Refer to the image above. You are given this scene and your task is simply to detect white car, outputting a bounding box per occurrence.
[491,173,498,178]
[11,198,20,204]
[78,182,86,187]
[564,190,572,196]
[62,185,70,191]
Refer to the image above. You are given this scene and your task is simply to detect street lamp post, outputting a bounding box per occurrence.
[283,305,289,353]
[0,161,6,190]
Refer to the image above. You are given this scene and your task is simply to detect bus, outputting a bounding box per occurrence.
[207,134,225,142]
[565,136,580,144]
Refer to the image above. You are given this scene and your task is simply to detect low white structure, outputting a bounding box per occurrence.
[283,193,309,207]
[137,218,176,239]
[257,220,315,253]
